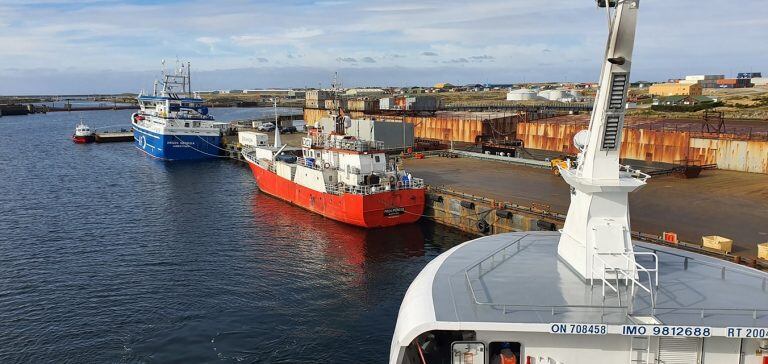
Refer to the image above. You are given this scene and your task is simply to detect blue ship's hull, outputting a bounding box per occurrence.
[133,124,221,160]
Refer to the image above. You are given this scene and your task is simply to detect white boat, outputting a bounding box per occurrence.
[72,120,94,143]
[390,2,768,363]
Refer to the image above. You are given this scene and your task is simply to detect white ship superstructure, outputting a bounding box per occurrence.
[390,2,768,363]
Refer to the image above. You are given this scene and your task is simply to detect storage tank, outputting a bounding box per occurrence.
[538,89,572,101]
[506,89,537,101]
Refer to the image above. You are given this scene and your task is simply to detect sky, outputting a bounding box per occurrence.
[0,0,766,95]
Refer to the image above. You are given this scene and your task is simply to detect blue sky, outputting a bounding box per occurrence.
[0,0,766,94]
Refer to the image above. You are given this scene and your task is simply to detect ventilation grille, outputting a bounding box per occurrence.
[601,115,622,151]
[608,73,628,110]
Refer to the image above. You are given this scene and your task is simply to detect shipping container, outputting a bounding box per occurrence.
[306,90,334,101]
[238,131,269,147]
[379,97,393,110]
[737,72,762,79]
[347,99,377,111]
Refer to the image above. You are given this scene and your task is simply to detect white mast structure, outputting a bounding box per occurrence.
[273,98,282,148]
[557,0,648,281]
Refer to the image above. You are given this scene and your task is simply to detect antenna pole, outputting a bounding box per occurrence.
[557,0,644,281]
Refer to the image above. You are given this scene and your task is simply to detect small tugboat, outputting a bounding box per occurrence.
[242,111,425,228]
[72,121,94,143]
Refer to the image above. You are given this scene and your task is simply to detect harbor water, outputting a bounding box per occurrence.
[0,109,471,363]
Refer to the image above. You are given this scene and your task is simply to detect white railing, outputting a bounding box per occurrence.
[296,157,323,171]
[305,135,385,152]
[620,164,651,182]
[325,177,425,196]
[592,251,658,313]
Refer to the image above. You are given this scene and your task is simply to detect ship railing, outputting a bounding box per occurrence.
[592,252,656,314]
[296,157,324,171]
[465,235,641,316]
[324,177,425,196]
[620,164,651,183]
[327,138,385,152]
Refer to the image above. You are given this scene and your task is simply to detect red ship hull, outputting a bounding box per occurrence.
[247,161,425,228]
[72,135,95,144]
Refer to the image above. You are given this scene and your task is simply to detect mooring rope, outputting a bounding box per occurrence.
[171,134,233,159]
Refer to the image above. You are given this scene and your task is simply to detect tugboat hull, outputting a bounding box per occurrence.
[72,135,95,144]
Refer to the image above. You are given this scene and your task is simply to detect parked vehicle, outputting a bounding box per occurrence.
[280,126,298,134]
[257,122,275,132]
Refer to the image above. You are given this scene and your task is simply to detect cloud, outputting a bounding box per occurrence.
[231,27,324,46]
[256,57,269,63]
[0,0,765,93]
[360,57,376,63]
[196,37,221,45]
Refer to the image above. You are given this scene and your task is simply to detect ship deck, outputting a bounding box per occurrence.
[432,232,768,328]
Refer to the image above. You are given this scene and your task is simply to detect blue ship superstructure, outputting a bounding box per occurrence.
[132,62,222,160]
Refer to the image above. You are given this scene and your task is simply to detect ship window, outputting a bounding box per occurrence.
[451,342,485,364]
[489,342,521,364]
[184,122,189,127]
[375,155,381,163]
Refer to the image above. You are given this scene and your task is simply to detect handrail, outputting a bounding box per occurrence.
[620,164,651,183]
[593,252,657,313]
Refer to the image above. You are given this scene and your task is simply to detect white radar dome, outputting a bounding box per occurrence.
[573,130,590,151]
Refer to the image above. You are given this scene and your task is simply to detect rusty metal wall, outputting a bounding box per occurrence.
[305,108,525,143]
[690,138,768,173]
[516,122,693,163]
[403,116,483,142]
[517,122,768,174]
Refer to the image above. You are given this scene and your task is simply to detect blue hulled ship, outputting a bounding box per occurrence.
[131,62,222,160]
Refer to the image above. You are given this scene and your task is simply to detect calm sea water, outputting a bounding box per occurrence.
[0,108,471,363]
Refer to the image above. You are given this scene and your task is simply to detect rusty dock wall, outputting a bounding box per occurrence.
[424,186,768,271]
[517,121,768,174]
[304,107,556,144]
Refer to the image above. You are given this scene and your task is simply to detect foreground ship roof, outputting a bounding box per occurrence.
[392,231,768,350]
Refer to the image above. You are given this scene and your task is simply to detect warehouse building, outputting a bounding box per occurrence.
[649,83,703,97]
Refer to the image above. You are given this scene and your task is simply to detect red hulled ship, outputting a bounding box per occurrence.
[242,116,425,228]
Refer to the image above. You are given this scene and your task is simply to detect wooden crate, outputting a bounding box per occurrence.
[758,243,768,261]
[702,235,733,253]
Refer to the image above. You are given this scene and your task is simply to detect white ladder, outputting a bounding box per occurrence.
[630,336,651,364]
